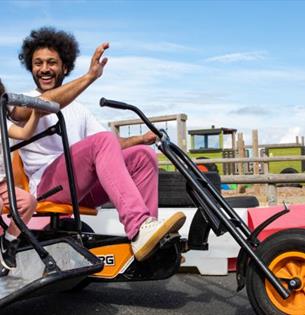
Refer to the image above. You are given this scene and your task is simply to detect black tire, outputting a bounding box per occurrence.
[246,228,305,315]
[158,171,221,207]
[278,168,302,188]
[280,168,298,174]
[225,195,259,208]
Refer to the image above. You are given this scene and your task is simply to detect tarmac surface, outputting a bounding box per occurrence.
[2,272,256,315]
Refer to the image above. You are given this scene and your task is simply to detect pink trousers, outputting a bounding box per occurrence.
[0,181,37,237]
[37,131,158,239]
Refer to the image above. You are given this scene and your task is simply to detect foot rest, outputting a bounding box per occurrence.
[0,237,103,307]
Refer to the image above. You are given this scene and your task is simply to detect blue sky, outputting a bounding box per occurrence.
[1,0,305,146]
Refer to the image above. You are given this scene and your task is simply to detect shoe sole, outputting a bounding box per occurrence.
[134,211,186,262]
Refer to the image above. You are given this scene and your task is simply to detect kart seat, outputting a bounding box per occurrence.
[2,151,97,216]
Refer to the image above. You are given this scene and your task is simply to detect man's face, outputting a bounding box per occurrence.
[31,48,67,91]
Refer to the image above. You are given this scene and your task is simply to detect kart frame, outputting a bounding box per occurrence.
[0,93,298,309]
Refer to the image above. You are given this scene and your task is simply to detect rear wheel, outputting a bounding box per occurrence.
[246,228,305,315]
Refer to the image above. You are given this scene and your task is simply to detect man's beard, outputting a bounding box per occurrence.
[32,71,65,91]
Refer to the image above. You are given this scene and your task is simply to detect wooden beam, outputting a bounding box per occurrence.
[108,114,188,128]
[221,173,305,184]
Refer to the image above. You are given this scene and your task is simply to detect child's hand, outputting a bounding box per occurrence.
[33,108,48,117]
[35,97,54,116]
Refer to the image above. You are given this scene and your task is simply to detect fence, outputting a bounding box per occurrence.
[159,155,305,205]
[109,113,188,152]
[108,115,305,205]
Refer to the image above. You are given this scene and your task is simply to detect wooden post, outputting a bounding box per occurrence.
[109,122,120,135]
[262,152,269,204]
[237,133,245,193]
[237,133,245,175]
[232,131,236,152]
[262,153,269,175]
[177,114,187,152]
[252,130,259,174]
[252,129,261,195]
[267,184,277,205]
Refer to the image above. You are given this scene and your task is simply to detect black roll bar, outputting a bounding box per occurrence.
[0,93,60,272]
[4,93,60,113]
[0,93,83,271]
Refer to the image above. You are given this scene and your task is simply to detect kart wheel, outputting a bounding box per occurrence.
[246,228,305,315]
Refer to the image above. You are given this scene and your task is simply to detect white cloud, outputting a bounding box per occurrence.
[76,55,202,78]
[279,127,302,143]
[73,54,204,111]
[70,52,305,148]
[206,51,267,63]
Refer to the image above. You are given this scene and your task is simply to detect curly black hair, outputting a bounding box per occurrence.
[19,26,80,76]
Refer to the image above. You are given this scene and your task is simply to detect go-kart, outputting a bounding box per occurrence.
[0,93,304,314]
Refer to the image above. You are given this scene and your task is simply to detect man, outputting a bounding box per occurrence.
[16,26,185,262]
[1,71,97,273]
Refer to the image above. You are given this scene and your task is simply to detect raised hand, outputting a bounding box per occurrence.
[88,42,109,80]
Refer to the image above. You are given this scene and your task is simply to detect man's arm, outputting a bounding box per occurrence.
[118,131,157,149]
[11,42,109,121]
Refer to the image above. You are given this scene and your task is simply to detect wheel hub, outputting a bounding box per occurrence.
[288,277,302,291]
[280,276,303,291]
[266,251,305,314]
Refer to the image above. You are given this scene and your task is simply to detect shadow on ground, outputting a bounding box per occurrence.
[1,273,255,315]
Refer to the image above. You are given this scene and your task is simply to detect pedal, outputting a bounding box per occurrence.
[159,232,181,248]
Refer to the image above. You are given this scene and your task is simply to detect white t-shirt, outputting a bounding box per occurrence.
[9,90,106,195]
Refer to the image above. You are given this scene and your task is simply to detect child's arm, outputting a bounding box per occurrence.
[8,109,40,140]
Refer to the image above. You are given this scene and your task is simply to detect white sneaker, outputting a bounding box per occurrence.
[131,212,186,261]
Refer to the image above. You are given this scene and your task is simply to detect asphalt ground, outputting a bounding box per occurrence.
[1,272,256,315]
